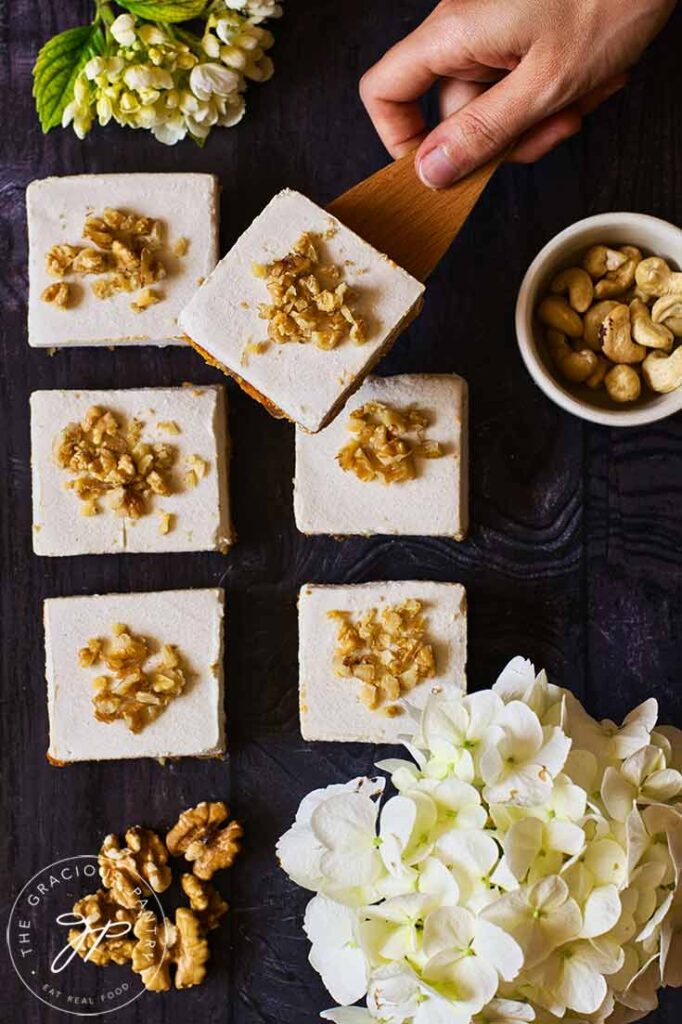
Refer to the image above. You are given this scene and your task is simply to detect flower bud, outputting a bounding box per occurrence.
[189,62,240,101]
[110,13,137,47]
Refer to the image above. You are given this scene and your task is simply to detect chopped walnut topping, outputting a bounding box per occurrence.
[240,340,269,366]
[337,401,443,484]
[328,599,437,711]
[42,208,173,309]
[41,282,71,308]
[71,247,111,276]
[158,510,174,535]
[46,244,82,277]
[54,404,178,519]
[130,287,161,313]
[167,801,243,881]
[82,624,190,733]
[158,420,180,435]
[132,908,209,991]
[253,232,366,350]
[181,874,228,931]
[68,889,137,966]
[186,454,208,479]
[98,828,172,909]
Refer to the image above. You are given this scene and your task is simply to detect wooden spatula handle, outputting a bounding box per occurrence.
[328,151,503,282]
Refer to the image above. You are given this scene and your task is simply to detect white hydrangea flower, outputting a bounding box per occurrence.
[62,3,279,146]
[481,876,581,969]
[421,906,523,1014]
[278,659,682,1024]
[601,745,682,822]
[480,701,571,807]
[418,690,505,782]
[503,816,585,883]
[276,777,385,904]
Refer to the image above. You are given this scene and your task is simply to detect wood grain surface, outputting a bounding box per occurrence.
[1,2,681,1022]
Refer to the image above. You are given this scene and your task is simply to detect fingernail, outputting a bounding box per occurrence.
[418,145,459,188]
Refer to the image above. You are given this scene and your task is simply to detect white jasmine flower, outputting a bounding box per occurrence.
[110,13,137,47]
[304,895,370,1005]
[480,701,571,807]
[482,875,582,969]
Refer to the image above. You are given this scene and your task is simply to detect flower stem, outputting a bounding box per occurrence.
[94,0,115,27]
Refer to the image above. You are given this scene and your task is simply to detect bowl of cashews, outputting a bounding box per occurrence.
[516,212,682,426]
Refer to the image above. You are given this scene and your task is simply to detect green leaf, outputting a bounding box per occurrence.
[116,0,209,22]
[32,24,104,133]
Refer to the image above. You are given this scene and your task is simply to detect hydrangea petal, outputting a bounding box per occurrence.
[474,918,523,981]
[304,896,369,1005]
[581,884,623,938]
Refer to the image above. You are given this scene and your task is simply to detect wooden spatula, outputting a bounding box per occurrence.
[328,151,502,282]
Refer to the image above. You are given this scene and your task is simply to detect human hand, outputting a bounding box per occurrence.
[360,0,675,187]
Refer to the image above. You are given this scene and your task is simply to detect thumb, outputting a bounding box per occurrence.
[417,58,559,188]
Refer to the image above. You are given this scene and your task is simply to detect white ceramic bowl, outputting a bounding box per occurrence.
[516,212,682,426]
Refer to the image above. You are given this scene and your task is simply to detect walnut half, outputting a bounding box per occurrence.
[132,909,209,992]
[67,889,137,966]
[98,827,172,909]
[166,801,243,880]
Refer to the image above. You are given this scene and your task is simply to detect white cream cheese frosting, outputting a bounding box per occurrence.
[31,385,232,556]
[294,373,468,538]
[45,588,225,763]
[27,173,219,347]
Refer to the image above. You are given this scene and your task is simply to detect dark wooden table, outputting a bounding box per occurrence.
[2,2,681,1022]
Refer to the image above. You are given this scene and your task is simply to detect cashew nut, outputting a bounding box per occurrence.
[546,328,598,383]
[629,299,674,351]
[651,294,682,332]
[550,267,594,313]
[634,256,682,298]
[604,365,641,403]
[585,355,610,391]
[537,295,583,338]
[583,245,627,279]
[641,347,682,394]
[600,304,646,364]
[582,300,620,350]
[594,246,641,300]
